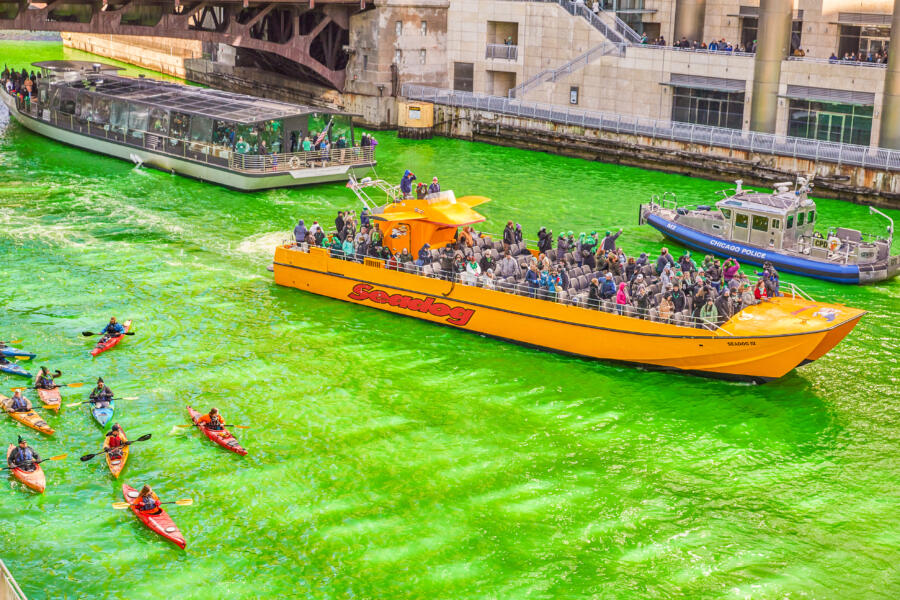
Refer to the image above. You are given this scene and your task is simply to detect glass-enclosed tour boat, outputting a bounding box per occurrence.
[0,61,375,190]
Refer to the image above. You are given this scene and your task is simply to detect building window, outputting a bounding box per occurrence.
[839,25,890,58]
[787,99,874,146]
[742,18,803,52]
[394,49,402,65]
[421,20,427,36]
[419,49,426,64]
[671,87,744,130]
[395,20,402,36]
[453,62,474,92]
[570,86,579,105]
[363,55,368,70]
[752,215,769,231]
[735,213,749,228]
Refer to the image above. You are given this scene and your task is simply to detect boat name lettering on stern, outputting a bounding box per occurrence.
[348,284,476,326]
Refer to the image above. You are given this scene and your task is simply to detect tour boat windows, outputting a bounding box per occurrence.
[57,88,77,115]
[109,100,129,134]
[149,108,169,136]
[331,115,353,146]
[93,97,111,125]
[213,120,236,148]
[189,115,214,144]
[751,215,769,232]
[169,112,191,141]
[258,120,283,154]
[798,212,806,226]
[75,94,92,124]
[234,124,258,153]
[128,104,149,139]
[734,213,749,228]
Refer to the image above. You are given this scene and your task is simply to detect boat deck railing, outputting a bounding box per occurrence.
[7,95,375,175]
[0,559,27,600]
[283,241,760,335]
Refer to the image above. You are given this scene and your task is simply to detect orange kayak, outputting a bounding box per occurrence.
[6,444,45,493]
[37,387,61,412]
[1,394,54,435]
[104,429,129,478]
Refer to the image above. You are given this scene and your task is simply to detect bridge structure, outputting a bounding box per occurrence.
[0,0,369,90]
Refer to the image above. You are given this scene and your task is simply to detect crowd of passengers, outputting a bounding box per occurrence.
[2,65,40,109]
[293,214,784,329]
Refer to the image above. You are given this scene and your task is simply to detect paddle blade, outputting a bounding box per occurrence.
[232,425,250,430]
[10,387,26,391]
[81,331,95,337]
[174,499,194,506]
[119,397,139,401]
[13,356,31,361]
[7,339,22,345]
[66,401,85,408]
[67,382,85,388]
[136,433,152,442]
[80,453,97,462]
[48,454,68,461]
[111,502,132,510]
[124,332,136,336]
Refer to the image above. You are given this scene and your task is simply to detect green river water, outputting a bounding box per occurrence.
[1,41,899,599]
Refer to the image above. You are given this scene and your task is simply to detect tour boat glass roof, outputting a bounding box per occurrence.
[33,60,350,124]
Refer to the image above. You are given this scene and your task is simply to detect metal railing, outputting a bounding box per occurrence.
[5,93,375,175]
[0,560,27,600]
[640,44,755,58]
[785,55,888,69]
[505,0,642,45]
[403,84,900,171]
[284,239,755,333]
[486,44,519,60]
[509,42,625,98]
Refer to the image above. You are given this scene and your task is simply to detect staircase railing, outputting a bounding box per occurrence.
[504,0,642,45]
[509,42,625,99]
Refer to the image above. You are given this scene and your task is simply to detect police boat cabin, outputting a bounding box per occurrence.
[640,178,899,284]
[272,176,867,382]
[0,60,375,191]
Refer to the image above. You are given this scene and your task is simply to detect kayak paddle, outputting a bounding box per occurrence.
[12,382,84,391]
[81,331,135,337]
[66,396,138,408]
[80,433,152,461]
[0,453,68,471]
[178,423,250,429]
[111,498,194,510]
[0,340,23,345]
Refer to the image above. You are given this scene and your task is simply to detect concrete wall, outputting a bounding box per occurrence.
[61,33,201,78]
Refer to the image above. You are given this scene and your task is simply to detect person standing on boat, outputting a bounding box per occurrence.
[655,248,675,275]
[668,284,686,313]
[294,219,308,245]
[716,289,735,325]
[439,246,456,280]
[400,170,416,199]
[463,257,482,286]
[678,251,697,274]
[699,298,719,330]
[360,208,370,228]
[428,177,440,195]
[587,278,601,309]
[556,232,568,254]
[502,221,515,254]
[600,229,622,253]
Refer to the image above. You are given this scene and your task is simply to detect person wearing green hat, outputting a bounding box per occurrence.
[8,436,39,472]
[575,233,586,266]
[601,228,622,253]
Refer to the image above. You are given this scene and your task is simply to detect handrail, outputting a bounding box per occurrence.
[403,84,900,172]
[283,240,753,335]
[0,559,27,600]
[485,44,519,60]
[786,56,887,68]
[501,0,642,45]
[509,42,625,98]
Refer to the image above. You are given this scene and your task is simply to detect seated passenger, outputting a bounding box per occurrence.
[132,485,162,515]
[668,284,686,313]
[658,292,674,322]
[715,288,734,324]
[480,249,497,274]
[398,248,414,268]
[106,424,125,458]
[482,269,496,290]
[699,298,719,329]
[634,285,650,319]
[196,408,226,432]
[415,243,431,266]
[754,279,767,301]
[98,317,125,344]
[498,252,519,279]
[459,226,475,248]
[7,436,39,472]
[525,264,541,297]
[625,257,637,281]
[9,390,30,412]
[35,367,61,390]
[600,273,616,299]
[89,378,114,409]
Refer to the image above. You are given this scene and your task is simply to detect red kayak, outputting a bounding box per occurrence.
[121,484,186,549]
[91,320,132,357]
[187,406,247,456]
[7,444,46,493]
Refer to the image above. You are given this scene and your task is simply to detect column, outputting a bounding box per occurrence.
[878,0,900,148]
[749,0,792,133]
[672,0,706,45]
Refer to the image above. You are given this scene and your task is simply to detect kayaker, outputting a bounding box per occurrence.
[9,390,30,412]
[132,485,162,515]
[196,408,226,432]
[98,317,125,344]
[7,436,39,472]
[89,378,114,409]
[106,424,125,458]
[35,366,62,390]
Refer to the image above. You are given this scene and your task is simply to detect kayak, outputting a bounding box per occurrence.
[0,362,32,378]
[91,320,132,357]
[122,484,186,549]
[104,429,129,478]
[91,398,115,431]
[0,394,54,435]
[6,444,45,493]
[187,406,247,456]
[37,387,62,412]
[0,347,35,359]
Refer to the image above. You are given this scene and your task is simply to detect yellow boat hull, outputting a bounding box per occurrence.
[273,246,866,381]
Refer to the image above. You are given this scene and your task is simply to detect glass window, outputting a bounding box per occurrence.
[808,210,815,223]
[720,208,732,219]
[787,99,873,146]
[752,215,769,231]
[170,112,191,140]
[75,94,92,123]
[58,90,77,115]
[258,120,283,153]
[128,104,149,132]
[213,120,236,147]
[772,219,781,230]
[798,212,805,226]
[149,108,169,135]
[671,86,745,130]
[453,62,474,92]
[190,115,213,143]
[787,215,794,228]
[93,97,110,125]
[734,213,749,228]
[421,20,427,35]
[742,17,803,52]
[109,101,129,133]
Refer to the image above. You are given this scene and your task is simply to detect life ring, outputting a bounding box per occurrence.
[289,156,301,169]
[827,236,841,252]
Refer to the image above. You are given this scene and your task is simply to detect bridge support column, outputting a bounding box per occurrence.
[749,0,791,134]
[878,0,900,148]
[672,0,706,45]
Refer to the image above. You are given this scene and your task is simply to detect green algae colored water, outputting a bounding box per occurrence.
[1,41,899,599]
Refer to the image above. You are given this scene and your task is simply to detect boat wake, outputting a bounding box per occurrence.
[234,231,290,258]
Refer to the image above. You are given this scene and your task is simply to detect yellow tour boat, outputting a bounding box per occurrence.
[272,177,866,381]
